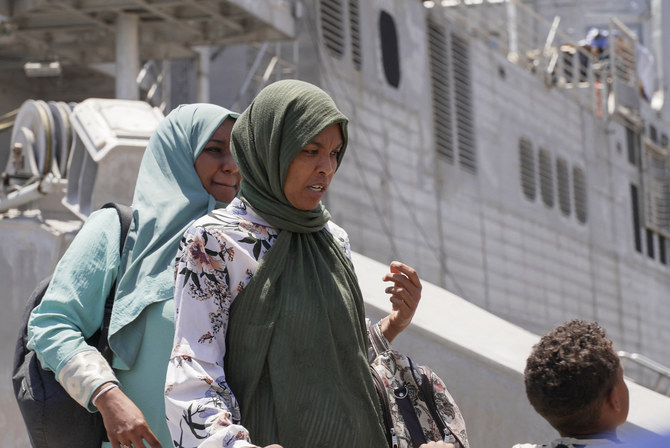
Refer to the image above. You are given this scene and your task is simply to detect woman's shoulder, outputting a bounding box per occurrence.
[326,219,347,240]
[187,198,278,241]
[326,219,351,257]
[86,206,124,227]
[62,206,124,256]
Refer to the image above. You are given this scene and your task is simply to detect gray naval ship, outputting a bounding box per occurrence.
[1,0,670,446]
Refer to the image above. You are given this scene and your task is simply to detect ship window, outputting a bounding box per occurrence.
[539,148,554,208]
[642,144,670,235]
[428,18,453,163]
[631,184,642,253]
[321,0,345,59]
[659,235,667,264]
[557,158,571,216]
[379,10,400,88]
[626,127,638,166]
[519,138,535,201]
[649,124,658,143]
[647,229,655,259]
[573,166,587,224]
[452,32,475,173]
[350,0,361,70]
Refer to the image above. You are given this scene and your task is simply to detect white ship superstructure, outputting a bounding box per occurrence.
[306,0,670,389]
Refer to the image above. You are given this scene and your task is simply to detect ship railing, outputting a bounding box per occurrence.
[230,40,299,112]
[618,350,670,397]
[438,0,642,119]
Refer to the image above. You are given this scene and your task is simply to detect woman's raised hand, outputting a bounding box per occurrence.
[381,261,422,343]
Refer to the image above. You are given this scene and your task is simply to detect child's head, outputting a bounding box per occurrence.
[524,319,629,437]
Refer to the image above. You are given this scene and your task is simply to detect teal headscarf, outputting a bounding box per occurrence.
[109,103,238,368]
[226,80,387,446]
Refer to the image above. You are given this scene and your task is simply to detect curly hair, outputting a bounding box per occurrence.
[524,319,620,436]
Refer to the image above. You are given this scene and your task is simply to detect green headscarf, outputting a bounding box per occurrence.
[231,79,348,233]
[109,103,238,369]
[226,80,387,446]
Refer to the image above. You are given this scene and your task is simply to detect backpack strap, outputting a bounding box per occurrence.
[102,202,133,249]
[393,381,427,447]
[414,361,464,447]
[96,202,133,363]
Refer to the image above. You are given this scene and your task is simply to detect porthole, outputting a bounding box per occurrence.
[379,10,400,88]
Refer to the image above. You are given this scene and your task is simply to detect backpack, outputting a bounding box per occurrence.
[12,202,133,448]
[371,350,470,448]
[367,321,469,448]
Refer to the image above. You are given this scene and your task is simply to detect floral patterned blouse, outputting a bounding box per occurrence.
[164,198,379,448]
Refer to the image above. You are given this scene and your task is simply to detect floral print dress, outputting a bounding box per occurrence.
[164,198,356,448]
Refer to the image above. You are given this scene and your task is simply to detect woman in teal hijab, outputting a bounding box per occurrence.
[28,103,239,448]
[166,80,423,447]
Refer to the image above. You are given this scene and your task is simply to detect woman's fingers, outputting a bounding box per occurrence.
[389,261,422,289]
[97,388,162,448]
[385,286,418,312]
[383,261,422,311]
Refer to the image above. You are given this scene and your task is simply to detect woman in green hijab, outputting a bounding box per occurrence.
[166,80,423,447]
[28,103,240,448]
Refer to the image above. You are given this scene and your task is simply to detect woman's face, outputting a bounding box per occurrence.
[194,118,240,203]
[283,123,343,211]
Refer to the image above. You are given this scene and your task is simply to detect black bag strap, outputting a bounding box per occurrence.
[394,382,427,448]
[414,361,464,447]
[96,202,133,363]
[102,202,133,251]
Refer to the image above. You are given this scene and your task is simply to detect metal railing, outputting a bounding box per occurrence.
[435,0,643,118]
[619,350,670,397]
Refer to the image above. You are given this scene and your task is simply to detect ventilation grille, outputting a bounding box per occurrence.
[452,33,475,173]
[643,143,670,234]
[573,166,587,223]
[321,0,345,58]
[557,157,571,216]
[539,148,554,208]
[519,138,535,201]
[428,18,454,163]
[349,0,361,70]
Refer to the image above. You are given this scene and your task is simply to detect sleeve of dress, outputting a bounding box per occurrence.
[367,318,391,363]
[165,226,257,448]
[26,209,121,411]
